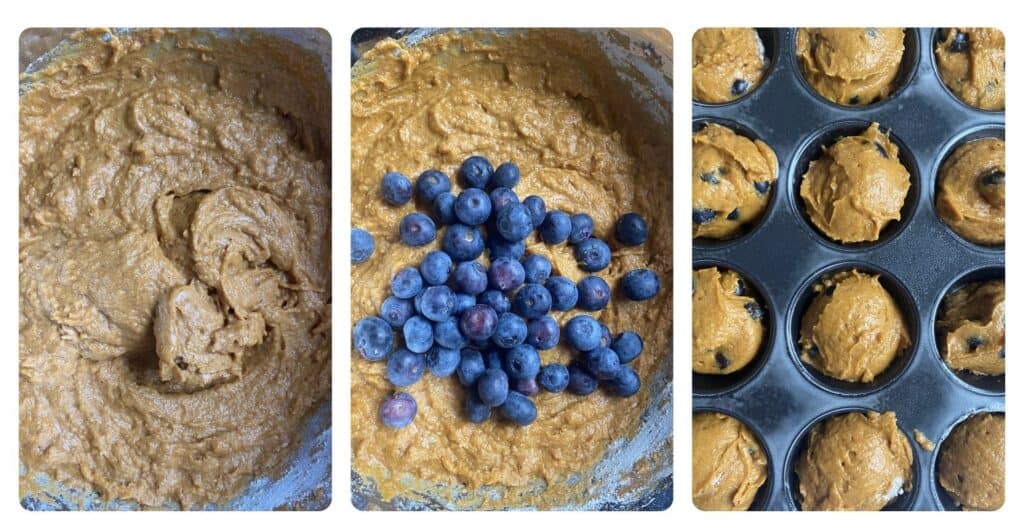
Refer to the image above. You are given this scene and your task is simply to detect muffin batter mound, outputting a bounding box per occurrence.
[692,28,767,104]
[796,28,905,106]
[692,412,767,511]
[799,270,910,383]
[937,280,1005,376]
[692,123,778,239]
[935,28,1005,111]
[796,411,913,511]
[938,413,1004,510]
[936,137,1005,245]
[692,267,765,374]
[19,30,331,508]
[800,123,911,244]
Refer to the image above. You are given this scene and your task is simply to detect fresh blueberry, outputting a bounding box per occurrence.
[545,276,579,311]
[566,315,602,352]
[981,169,1005,186]
[459,304,498,341]
[477,368,509,406]
[381,171,413,206]
[513,377,539,397]
[848,95,860,105]
[522,254,552,284]
[354,316,393,361]
[537,363,570,393]
[453,261,488,295]
[513,283,552,319]
[454,188,492,226]
[402,316,434,354]
[621,269,661,301]
[399,212,436,246]
[351,227,375,264]
[949,30,970,53]
[744,301,764,321]
[493,312,528,348]
[598,323,613,349]
[606,365,641,397]
[967,336,984,351]
[496,203,533,241]
[715,352,731,369]
[492,162,521,189]
[390,267,424,299]
[434,318,468,349]
[540,210,572,244]
[426,345,461,377]
[731,78,749,96]
[379,392,417,429]
[441,223,485,261]
[386,348,426,386]
[380,296,415,328]
[454,293,476,315]
[420,250,453,285]
[504,344,541,380]
[478,289,511,314]
[471,338,493,350]
[416,169,451,202]
[487,235,525,261]
[433,192,457,225]
[569,213,594,244]
[727,208,740,221]
[457,349,486,386]
[419,285,456,322]
[614,213,648,246]
[753,181,770,194]
[692,208,717,225]
[460,155,494,189]
[584,347,621,380]
[489,257,526,291]
[523,195,546,228]
[464,387,491,423]
[526,316,560,350]
[577,275,611,311]
[489,187,519,216]
[483,349,504,370]
[500,391,537,426]
[612,331,643,363]
[567,362,598,395]
[575,238,612,272]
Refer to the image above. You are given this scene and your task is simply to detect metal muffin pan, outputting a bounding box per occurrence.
[692,27,1004,511]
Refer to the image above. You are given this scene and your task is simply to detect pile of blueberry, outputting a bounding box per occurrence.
[352,156,661,429]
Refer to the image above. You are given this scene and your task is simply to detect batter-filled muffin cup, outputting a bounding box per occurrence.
[936,137,1005,246]
[935,28,1005,111]
[692,28,768,104]
[936,280,1005,376]
[692,411,768,510]
[692,266,766,375]
[937,412,1004,510]
[796,28,906,106]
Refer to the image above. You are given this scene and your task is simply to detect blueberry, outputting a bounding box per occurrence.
[492,162,521,189]
[496,203,533,241]
[381,171,413,205]
[500,391,537,426]
[386,348,426,386]
[484,349,504,370]
[514,377,539,397]
[744,301,764,321]
[567,361,598,395]
[416,169,452,202]
[399,212,436,246]
[545,276,579,311]
[487,235,525,261]
[457,349,486,386]
[454,188,492,226]
[380,296,415,328]
[569,213,595,244]
[434,318,468,349]
[454,293,476,315]
[351,228,375,264]
[537,363,570,392]
[354,316,393,361]
[522,254,552,284]
[614,213,648,246]
[612,331,643,363]
[999,348,1005,359]
[806,345,821,359]
[453,261,488,295]
[477,368,509,406]
[493,312,528,348]
[731,78,749,96]
[621,269,660,301]
[565,315,602,352]
[575,238,612,272]
[967,336,984,351]
[433,192,457,225]
[460,155,494,189]
[606,365,641,397]
[699,170,720,185]
[441,223,485,261]
[420,286,456,322]
[825,284,836,296]
[540,210,572,244]
[379,392,417,429]
[584,347,621,380]
[735,278,746,295]
[426,345,461,377]
[714,352,731,369]
[487,257,525,291]
[874,141,889,159]
[523,195,546,228]
[513,283,552,319]
[753,181,771,194]
[577,275,611,311]
[526,316,560,350]
[598,323,613,349]
[848,95,860,105]
[489,187,519,216]
[402,316,434,354]
[727,208,740,221]
[459,304,498,341]
[504,344,541,379]
[464,387,491,423]
[980,169,1005,186]
[692,208,717,225]
[478,289,511,314]
[390,267,424,299]
[420,250,453,285]
[949,30,970,53]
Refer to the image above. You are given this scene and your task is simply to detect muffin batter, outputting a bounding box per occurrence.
[937,280,1005,376]
[796,28,905,106]
[692,28,767,104]
[936,137,1005,246]
[351,30,672,509]
[796,411,913,511]
[693,123,778,239]
[800,123,911,244]
[19,30,331,508]
[935,28,1005,111]
[799,270,910,383]
[692,412,767,511]
[938,413,1004,510]
[692,267,765,374]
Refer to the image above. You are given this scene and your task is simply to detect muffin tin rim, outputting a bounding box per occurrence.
[929,407,1006,511]
[691,405,775,511]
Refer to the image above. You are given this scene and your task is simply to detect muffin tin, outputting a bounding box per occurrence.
[692,28,1004,511]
